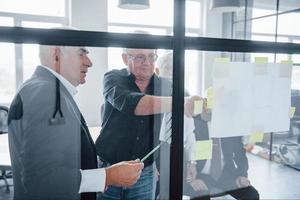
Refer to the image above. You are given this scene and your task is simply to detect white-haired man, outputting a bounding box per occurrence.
[96,47,201,199]
[8,44,144,200]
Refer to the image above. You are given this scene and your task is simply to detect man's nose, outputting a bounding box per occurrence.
[143,57,152,65]
[85,56,93,67]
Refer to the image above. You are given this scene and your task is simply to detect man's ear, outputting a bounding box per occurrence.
[155,68,160,75]
[122,53,129,66]
[52,47,61,73]
[53,47,61,62]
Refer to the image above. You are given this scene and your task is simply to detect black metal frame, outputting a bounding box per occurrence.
[1,26,300,53]
[1,0,300,199]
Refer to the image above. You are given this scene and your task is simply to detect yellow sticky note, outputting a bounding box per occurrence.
[194,100,203,115]
[255,57,268,64]
[281,60,293,65]
[214,57,230,63]
[194,140,213,160]
[249,132,264,143]
[207,87,213,109]
[289,107,296,118]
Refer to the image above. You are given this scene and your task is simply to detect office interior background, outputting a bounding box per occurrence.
[1,0,300,199]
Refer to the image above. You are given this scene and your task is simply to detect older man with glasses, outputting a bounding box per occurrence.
[96,47,201,200]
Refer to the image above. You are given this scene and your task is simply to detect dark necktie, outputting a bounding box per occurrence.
[211,138,222,180]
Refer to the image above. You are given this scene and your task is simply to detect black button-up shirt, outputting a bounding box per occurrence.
[95,68,172,167]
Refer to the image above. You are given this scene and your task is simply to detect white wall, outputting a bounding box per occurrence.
[70,0,108,127]
[201,0,223,91]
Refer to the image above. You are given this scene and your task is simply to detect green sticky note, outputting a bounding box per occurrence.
[255,57,268,64]
[249,132,264,143]
[207,87,214,109]
[289,107,296,118]
[214,57,230,63]
[194,140,213,160]
[281,60,293,65]
[194,100,203,115]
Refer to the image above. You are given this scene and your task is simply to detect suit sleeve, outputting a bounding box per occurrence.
[103,70,145,115]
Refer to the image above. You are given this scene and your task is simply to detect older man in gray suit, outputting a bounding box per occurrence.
[8,44,143,200]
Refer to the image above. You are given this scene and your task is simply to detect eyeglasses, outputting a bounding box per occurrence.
[128,53,158,63]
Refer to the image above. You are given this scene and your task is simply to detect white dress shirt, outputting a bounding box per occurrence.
[159,113,197,162]
[41,65,106,193]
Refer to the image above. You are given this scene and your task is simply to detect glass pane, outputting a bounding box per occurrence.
[251,7,276,19]
[104,47,174,200]
[108,25,168,35]
[22,44,40,81]
[278,12,300,36]
[107,0,173,35]
[5,45,174,199]
[292,53,300,64]
[22,21,62,29]
[291,66,300,90]
[0,0,65,16]
[251,15,277,35]
[0,42,15,105]
[108,47,168,71]
[183,50,299,199]
[0,16,13,26]
[279,0,300,13]
[186,1,201,29]
[108,0,173,28]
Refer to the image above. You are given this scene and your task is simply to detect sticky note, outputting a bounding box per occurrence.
[214,57,230,63]
[194,140,213,160]
[255,57,268,64]
[194,100,203,115]
[254,57,268,75]
[207,87,213,109]
[289,107,296,118]
[249,132,264,143]
[280,60,293,78]
[281,60,293,65]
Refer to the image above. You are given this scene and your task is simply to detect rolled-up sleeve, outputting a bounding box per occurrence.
[103,70,145,115]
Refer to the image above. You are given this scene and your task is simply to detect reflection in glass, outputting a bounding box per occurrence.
[182,50,300,199]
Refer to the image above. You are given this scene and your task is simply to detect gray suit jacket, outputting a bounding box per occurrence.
[8,66,82,200]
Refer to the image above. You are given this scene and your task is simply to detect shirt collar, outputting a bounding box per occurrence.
[40,65,78,97]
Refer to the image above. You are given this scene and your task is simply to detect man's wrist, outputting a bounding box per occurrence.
[105,167,112,188]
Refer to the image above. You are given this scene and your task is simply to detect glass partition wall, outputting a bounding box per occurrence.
[1,0,300,199]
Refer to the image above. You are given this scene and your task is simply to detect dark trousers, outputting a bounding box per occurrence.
[226,186,260,200]
[186,183,259,200]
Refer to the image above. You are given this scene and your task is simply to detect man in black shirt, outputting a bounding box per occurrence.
[96,48,200,200]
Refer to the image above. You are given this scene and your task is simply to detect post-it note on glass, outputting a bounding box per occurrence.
[289,107,296,118]
[207,87,213,109]
[249,132,264,143]
[281,60,293,65]
[194,100,203,115]
[255,57,268,64]
[194,140,213,160]
[214,57,230,63]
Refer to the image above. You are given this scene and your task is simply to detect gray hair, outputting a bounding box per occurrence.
[157,52,173,70]
[39,26,79,63]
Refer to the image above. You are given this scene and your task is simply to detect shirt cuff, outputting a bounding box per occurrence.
[78,168,106,193]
